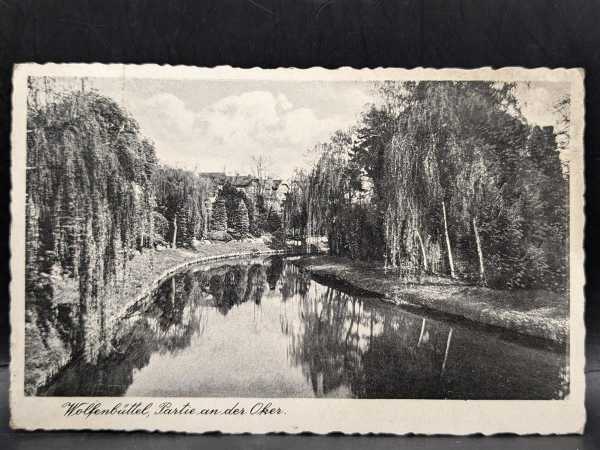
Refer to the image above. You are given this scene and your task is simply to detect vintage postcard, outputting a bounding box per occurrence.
[10,64,585,434]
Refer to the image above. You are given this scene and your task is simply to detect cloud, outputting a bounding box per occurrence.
[125,82,567,177]
[200,91,285,148]
[133,89,362,177]
[140,93,196,141]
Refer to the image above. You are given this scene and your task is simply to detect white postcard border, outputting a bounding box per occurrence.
[9,64,586,435]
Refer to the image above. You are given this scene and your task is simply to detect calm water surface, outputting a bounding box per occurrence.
[41,256,568,399]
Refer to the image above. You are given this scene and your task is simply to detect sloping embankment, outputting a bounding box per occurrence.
[115,244,300,318]
[294,256,568,344]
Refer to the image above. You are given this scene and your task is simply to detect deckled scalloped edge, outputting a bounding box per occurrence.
[8,63,586,436]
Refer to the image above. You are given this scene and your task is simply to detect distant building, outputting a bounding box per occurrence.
[228,175,257,189]
[197,172,289,226]
[197,172,228,184]
[198,172,287,203]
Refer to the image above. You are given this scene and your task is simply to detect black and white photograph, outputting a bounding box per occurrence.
[9,65,585,434]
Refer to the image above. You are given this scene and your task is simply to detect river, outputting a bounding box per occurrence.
[40,256,569,399]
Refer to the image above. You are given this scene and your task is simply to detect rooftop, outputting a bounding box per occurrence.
[197,172,288,190]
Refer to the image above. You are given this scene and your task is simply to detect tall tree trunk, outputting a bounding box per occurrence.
[149,212,154,249]
[203,202,209,238]
[172,217,177,249]
[282,206,288,249]
[149,215,154,270]
[306,203,314,254]
[472,217,486,284]
[415,229,428,271]
[442,201,456,278]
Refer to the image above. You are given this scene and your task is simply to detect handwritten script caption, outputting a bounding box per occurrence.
[62,401,284,419]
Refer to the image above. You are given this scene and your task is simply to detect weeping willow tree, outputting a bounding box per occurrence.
[287,80,568,291]
[374,81,561,285]
[282,169,310,239]
[26,79,158,362]
[303,132,359,254]
[153,167,211,247]
[381,109,445,272]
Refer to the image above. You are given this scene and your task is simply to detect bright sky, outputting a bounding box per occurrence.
[78,78,569,179]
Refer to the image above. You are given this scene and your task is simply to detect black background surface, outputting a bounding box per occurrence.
[0,0,599,448]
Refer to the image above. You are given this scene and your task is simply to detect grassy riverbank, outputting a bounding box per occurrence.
[25,238,286,395]
[294,256,568,344]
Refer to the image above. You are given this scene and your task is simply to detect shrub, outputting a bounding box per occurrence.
[266,209,282,232]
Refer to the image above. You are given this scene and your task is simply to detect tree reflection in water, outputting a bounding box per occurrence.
[39,257,275,396]
[285,277,567,399]
[266,256,284,290]
[39,257,568,399]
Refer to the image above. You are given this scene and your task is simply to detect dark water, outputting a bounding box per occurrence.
[40,256,569,399]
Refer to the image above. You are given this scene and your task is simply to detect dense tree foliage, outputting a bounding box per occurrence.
[26,82,212,365]
[281,170,310,238]
[284,81,568,291]
[217,183,256,234]
[24,78,569,396]
[230,199,250,236]
[153,166,211,247]
[25,78,570,377]
[25,80,292,372]
[26,84,157,360]
[266,209,283,233]
[210,198,228,232]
